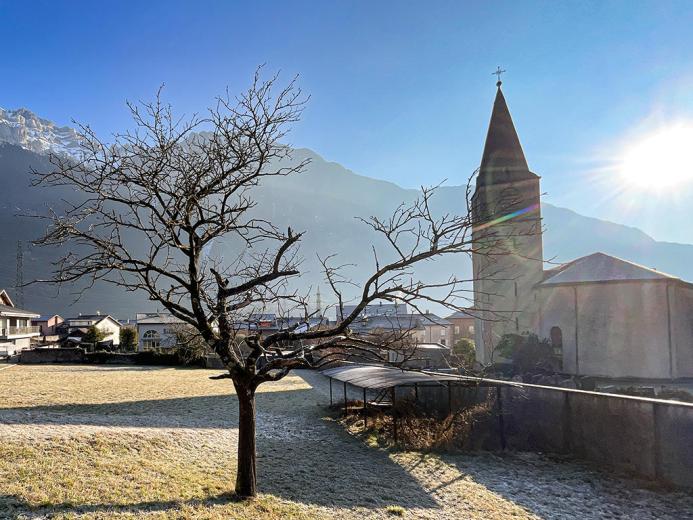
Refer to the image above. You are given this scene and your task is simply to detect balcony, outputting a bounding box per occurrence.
[1,326,41,337]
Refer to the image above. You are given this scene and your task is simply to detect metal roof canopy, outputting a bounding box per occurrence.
[320,364,497,390]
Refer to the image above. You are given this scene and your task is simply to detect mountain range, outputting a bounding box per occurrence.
[1,108,693,319]
[0,108,81,157]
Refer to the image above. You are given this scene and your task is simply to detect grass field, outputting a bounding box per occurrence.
[0,364,691,519]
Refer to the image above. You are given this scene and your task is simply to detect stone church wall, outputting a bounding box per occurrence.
[575,281,670,378]
[539,281,673,379]
[671,284,693,378]
[538,285,577,372]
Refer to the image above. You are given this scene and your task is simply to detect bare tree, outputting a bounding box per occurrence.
[31,69,509,497]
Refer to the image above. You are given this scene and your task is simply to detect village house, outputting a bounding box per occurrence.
[348,311,451,346]
[471,82,693,380]
[0,290,40,355]
[410,314,451,345]
[32,314,64,339]
[340,302,407,319]
[237,313,280,336]
[231,314,329,338]
[62,312,121,346]
[446,310,476,345]
[136,313,185,351]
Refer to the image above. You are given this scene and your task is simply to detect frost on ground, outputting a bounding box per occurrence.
[0,365,691,519]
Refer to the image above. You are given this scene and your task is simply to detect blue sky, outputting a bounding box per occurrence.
[3,1,693,242]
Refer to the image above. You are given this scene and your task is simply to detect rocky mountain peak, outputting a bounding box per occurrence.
[0,107,81,157]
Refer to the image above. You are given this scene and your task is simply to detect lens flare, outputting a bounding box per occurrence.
[620,124,693,189]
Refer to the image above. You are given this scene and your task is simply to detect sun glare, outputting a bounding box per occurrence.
[620,124,693,190]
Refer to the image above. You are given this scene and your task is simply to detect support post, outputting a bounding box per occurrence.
[496,386,506,450]
[447,382,452,416]
[329,377,333,406]
[562,391,572,453]
[392,386,398,446]
[343,382,348,417]
[414,383,418,402]
[653,401,662,480]
[363,387,367,429]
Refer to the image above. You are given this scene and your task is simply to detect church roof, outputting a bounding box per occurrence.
[540,252,682,286]
[476,85,538,187]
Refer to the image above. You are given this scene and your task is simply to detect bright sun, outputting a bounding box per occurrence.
[620,124,693,189]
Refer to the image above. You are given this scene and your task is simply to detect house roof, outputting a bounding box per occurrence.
[0,290,39,317]
[137,314,186,325]
[413,313,451,326]
[0,290,14,307]
[35,314,63,322]
[540,252,683,287]
[352,313,450,332]
[244,313,276,320]
[66,314,121,327]
[67,314,106,321]
[445,310,476,320]
[0,303,40,318]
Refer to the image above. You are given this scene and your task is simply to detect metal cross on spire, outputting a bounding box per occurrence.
[492,66,506,87]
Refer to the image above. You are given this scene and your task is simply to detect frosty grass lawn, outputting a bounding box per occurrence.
[0,365,691,519]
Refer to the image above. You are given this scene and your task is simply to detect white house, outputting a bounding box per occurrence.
[64,313,121,345]
[136,313,186,351]
[0,290,40,355]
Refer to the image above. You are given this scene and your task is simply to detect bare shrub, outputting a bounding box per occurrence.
[340,392,496,452]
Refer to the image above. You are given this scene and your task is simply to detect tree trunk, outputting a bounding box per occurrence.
[235,382,258,498]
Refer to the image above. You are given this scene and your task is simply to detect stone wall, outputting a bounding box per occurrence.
[20,347,85,364]
[412,381,693,488]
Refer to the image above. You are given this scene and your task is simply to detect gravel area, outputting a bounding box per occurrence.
[0,365,691,519]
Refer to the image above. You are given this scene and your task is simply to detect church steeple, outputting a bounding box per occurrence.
[471,76,544,364]
[477,84,537,187]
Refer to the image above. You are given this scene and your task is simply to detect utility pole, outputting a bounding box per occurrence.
[316,286,322,318]
[15,240,24,308]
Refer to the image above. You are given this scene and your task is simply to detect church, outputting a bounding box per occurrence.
[471,80,693,381]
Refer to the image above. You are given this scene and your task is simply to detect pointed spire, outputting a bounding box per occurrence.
[477,84,536,187]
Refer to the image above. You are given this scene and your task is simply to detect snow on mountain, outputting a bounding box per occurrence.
[0,107,81,157]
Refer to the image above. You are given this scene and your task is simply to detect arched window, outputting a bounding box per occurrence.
[142,329,161,350]
[550,326,563,358]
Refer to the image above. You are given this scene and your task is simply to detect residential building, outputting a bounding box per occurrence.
[237,313,280,336]
[351,312,451,345]
[233,314,329,337]
[446,310,476,345]
[0,290,40,354]
[33,314,64,337]
[136,313,185,351]
[63,313,121,345]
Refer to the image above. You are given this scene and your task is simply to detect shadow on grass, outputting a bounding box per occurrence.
[0,492,250,518]
[412,449,693,519]
[0,387,441,513]
[0,394,240,429]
